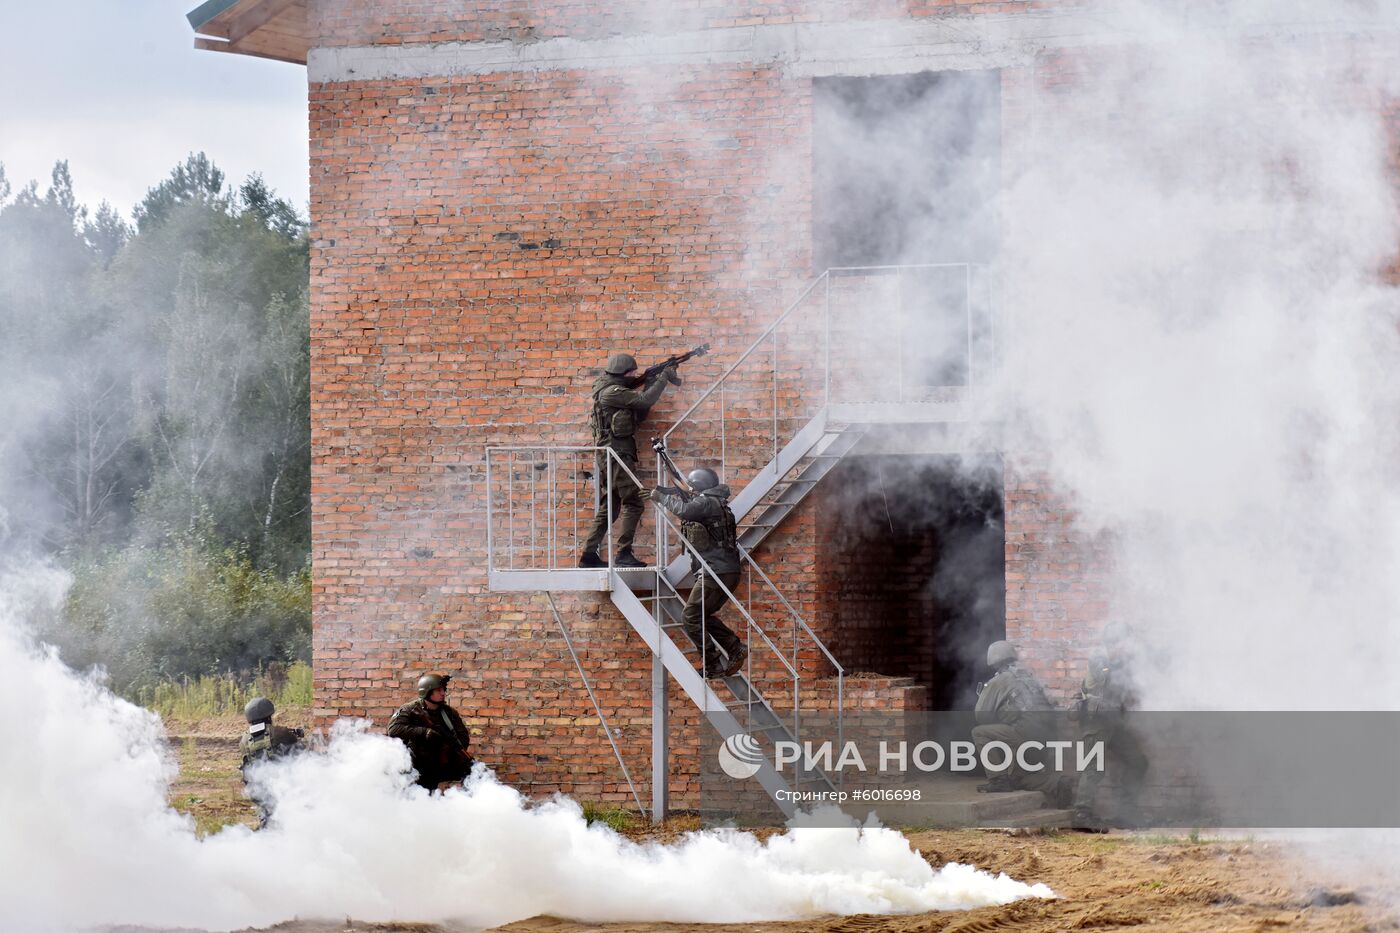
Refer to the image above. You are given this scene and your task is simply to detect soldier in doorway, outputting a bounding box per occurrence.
[1071,622,1149,830]
[387,672,475,792]
[579,352,679,568]
[239,696,305,828]
[971,641,1067,801]
[650,468,748,678]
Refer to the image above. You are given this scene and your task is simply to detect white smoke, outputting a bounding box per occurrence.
[0,558,1050,932]
[980,0,1400,710]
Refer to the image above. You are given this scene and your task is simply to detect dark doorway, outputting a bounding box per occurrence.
[817,454,1005,709]
[813,69,1001,270]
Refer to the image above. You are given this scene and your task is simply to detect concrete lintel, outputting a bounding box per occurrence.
[308,12,1097,83]
[308,9,1400,84]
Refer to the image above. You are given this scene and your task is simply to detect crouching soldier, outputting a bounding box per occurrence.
[1072,622,1148,830]
[971,641,1066,801]
[651,468,747,679]
[240,696,305,828]
[388,672,475,791]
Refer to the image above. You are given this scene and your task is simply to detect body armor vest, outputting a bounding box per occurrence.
[683,500,738,561]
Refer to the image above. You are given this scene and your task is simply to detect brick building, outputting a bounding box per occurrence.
[187,0,1395,815]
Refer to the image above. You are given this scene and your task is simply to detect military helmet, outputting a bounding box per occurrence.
[605,352,638,375]
[1102,622,1130,645]
[687,468,719,491]
[986,640,1018,669]
[417,672,451,699]
[244,696,275,724]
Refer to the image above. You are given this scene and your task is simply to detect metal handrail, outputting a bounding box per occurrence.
[608,451,800,682]
[486,444,628,573]
[661,262,989,471]
[738,549,844,676]
[661,271,830,445]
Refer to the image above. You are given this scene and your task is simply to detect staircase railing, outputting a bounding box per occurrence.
[486,445,628,573]
[660,263,992,490]
[484,445,846,791]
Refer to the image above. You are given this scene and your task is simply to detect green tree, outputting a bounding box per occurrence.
[0,153,313,686]
[131,152,227,233]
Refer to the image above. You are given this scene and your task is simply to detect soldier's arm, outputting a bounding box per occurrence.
[601,376,669,414]
[973,677,1008,725]
[387,709,436,744]
[652,490,713,522]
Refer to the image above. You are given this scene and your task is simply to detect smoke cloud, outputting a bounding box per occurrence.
[979,0,1400,710]
[0,558,1050,932]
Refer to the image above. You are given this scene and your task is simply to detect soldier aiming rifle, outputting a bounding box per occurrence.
[649,438,748,679]
[579,345,709,568]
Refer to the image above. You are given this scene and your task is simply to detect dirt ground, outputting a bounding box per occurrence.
[162,718,1400,933]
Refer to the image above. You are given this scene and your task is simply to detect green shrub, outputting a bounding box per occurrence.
[138,661,313,719]
[50,535,311,695]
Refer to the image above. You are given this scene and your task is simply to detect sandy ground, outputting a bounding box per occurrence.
[161,720,1400,933]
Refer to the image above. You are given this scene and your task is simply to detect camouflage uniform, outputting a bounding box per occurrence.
[388,698,475,791]
[239,723,303,827]
[972,661,1063,796]
[652,483,745,673]
[1072,654,1148,822]
[582,370,671,559]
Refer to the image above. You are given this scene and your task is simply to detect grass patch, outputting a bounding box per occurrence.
[582,803,641,833]
[135,661,313,719]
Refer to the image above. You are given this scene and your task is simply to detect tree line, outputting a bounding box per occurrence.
[0,154,312,692]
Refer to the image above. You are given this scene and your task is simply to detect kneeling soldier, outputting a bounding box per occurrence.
[388,672,475,791]
[651,468,748,678]
[971,641,1065,800]
[240,696,304,827]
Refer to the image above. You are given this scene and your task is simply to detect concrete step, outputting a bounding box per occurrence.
[874,776,1066,828]
[980,808,1074,830]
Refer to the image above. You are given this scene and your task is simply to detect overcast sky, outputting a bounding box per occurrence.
[0,0,308,220]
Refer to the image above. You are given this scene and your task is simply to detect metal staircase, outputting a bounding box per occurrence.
[486,263,992,820]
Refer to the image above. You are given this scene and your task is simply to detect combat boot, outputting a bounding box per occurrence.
[977,774,1015,793]
[720,643,748,678]
[1070,808,1109,833]
[615,547,646,568]
[578,550,606,569]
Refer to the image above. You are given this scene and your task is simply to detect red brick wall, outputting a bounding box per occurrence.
[1003,461,1112,701]
[309,63,825,803]
[305,48,1112,799]
[310,9,1400,799]
[310,0,1076,48]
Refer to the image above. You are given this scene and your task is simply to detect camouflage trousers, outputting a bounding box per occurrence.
[1072,721,1148,818]
[582,453,645,554]
[682,570,743,665]
[970,722,1066,797]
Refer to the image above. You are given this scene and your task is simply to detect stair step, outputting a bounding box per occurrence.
[741,723,792,735]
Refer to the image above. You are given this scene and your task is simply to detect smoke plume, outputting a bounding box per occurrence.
[0,558,1050,932]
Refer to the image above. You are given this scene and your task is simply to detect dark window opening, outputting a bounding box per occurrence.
[814,71,1002,388]
[813,70,1002,270]
[817,454,1006,710]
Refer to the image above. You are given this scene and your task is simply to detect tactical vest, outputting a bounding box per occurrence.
[1007,667,1053,712]
[244,732,273,762]
[682,499,738,561]
[590,383,636,448]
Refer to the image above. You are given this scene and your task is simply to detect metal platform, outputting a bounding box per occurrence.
[488,566,657,592]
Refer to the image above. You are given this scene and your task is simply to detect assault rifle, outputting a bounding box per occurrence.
[626,344,711,388]
[651,437,694,496]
